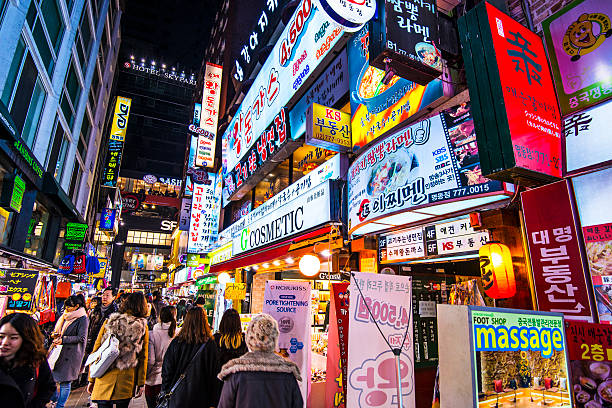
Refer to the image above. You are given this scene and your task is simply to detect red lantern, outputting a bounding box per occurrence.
[479,242,516,299]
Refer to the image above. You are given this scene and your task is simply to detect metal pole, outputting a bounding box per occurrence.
[394,349,404,408]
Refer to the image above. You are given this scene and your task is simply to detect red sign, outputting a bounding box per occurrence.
[486,3,562,178]
[566,320,612,361]
[521,180,593,321]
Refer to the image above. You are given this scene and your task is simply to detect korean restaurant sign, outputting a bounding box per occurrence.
[564,99,612,174]
[379,227,424,263]
[289,50,349,140]
[521,180,593,321]
[347,103,503,234]
[542,0,612,115]
[222,0,346,176]
[347,25,445,152]
[187,171,222,253]
[232,180,334,255]
[0,269,39,311]
[223,109,290,198]
[458,2,562,183]
[369,0,442,85]
[197,63,222,168]
[224,154,344,246]
[305,103,351,152]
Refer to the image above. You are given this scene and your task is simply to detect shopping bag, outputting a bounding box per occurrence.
[47,345,63,370]
[85,334,120,378]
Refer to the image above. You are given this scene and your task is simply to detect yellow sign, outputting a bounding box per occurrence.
[210,243,232,266]
[306,103,351,152]
[109,97,132,142]
[93,258,108,279]
[225,283,247,300]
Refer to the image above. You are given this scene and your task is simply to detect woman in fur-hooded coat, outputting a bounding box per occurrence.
[88,293,149,404]
[217,313,303,408]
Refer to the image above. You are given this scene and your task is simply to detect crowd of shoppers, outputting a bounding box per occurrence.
[0,289,303,408]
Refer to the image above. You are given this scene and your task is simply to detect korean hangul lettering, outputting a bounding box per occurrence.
[591,344,605,361]
[569,96,579,108]
[468,238,475,247]
[519,91,529,107]
[315,117,330,132]
[545,284,577,304]
[405,2,419,20]
[591,86,602,99]
[388,0,403,12]
[552,226,572,242]
[532,230,550,245]
[540,245,569,264]
[579,92,590,102]
[456,239,463,248]
[542,264,571,284]
[506,86,517,97]
[603,83,612,95]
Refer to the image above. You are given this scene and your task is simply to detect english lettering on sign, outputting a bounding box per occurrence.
[160,220,177,232]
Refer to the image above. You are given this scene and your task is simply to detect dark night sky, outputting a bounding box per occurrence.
[119,0,221,72]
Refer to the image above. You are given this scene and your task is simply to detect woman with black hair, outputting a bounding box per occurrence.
[145,305,177,408]
[0,313,55,408]
[214,308,248,368]
[87,292,149,408]
[50,294,89,408]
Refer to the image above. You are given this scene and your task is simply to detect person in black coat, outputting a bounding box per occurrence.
[0,364,25,408]
[86,287,117,354]
[0,313,55,408]
[161,307,221,408]
[217,313,303,408]
[213,309,248,368]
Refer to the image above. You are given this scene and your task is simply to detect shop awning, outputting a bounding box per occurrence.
[209,225,332,273]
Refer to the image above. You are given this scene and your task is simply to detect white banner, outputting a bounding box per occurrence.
[199,63,222,167]
[263,280,311,408]
[347,272,415,408]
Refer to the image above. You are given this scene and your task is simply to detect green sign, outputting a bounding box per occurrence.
[9,174,25,212]
[65,222,88,241]
[63,241,84,251]
[13,140,43,178]
[186,254,200,267]
[196,275,218,286]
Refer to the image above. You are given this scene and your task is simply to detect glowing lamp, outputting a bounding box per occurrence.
[479,242,516,299]
[299,254,320,277]
[217,272,231,285]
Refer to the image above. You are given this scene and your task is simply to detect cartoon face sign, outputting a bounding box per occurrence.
[563,12,612,61]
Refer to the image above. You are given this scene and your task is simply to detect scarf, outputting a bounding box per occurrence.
[54,307,87,336]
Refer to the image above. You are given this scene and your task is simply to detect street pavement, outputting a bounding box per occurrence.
[63,386,146,408]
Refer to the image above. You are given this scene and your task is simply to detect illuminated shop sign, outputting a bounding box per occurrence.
[187,170,222,253]
[102,97,132,187]
[197,63,223,168]
[109,97,132,142]
[542,0,612,115]
[348,103,503,234]
[305,103,351,152]
[459,2,562,182]
[222,0,346,178]
[66,223,88,241]
[315,0,375,31]
[100,208,116,231]
[122,62,197,85]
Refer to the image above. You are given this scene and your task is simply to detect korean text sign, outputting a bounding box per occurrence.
[347,103,502,233]
[224,283,247,300]
[325,281,350,408]
[542,0,612,115]
[306,103,351,151]
[347,272,415,408]
[109,97,132,142]
[198,63,222,168]
[263,281,311,408]
[222,0,345,175]
[187,172,222,253]
[0,269,39,311]
[521,180,593,321]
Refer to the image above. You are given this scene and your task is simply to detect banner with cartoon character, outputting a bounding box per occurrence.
[543,0,612,115]
[263,280,311,408]
[346,272,415,408]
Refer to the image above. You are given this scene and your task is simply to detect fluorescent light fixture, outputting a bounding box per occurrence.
[273,260,281,266]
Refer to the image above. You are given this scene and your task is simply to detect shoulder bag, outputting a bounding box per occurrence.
[156,342,207,408]
[85,334,120,378]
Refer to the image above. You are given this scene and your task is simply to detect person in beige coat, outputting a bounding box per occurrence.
[87,292,149,408]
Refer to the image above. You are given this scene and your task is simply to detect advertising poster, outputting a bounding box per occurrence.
[470,308,572,407]
[564,100,612,173]
[543,0,612,115]
[0,269,39,311]
[566,320,612,407]
[573,167,612,324]
[263,280,311,407]
[521,180,593,321]
[347,103,502,233]
[347,272,415,408]
[347,25,444,152]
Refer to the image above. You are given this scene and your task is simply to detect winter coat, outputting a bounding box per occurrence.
[161,338,222,407]
[52,314,88,382]
[217,351,303,408]
[146,322,174,386]
[89,313,149,401]
[213,332,248,368]
[0,366,24,408]
[86,302,117,354]
[0,359,55,408]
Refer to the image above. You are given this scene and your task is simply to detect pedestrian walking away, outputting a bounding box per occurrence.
[145,305,177,408]
[213,308,247,369]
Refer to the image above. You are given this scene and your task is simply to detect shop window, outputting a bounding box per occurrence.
[53,129,69,181]
[1,38,26,106]
[26,0,64,75]
[24,201,50,258]
[292,145,336,184]
[254,159,290,209]
[0,167,16,246]
[126,231,172,246]
[76,4,93,74]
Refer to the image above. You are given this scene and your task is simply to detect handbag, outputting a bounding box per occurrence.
[47,344,63,370]
[156,342,207,408]
[85,334,120,378]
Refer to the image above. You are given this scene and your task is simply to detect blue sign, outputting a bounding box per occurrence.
[100,208,116,230]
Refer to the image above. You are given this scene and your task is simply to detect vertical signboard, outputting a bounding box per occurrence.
[326,281,349,408]
[102,97,132,187]
[459,2,562,182]
[263,281,311,408]
[198,63,223,168]
[108,97,132,142]
[187,172,221,253]
[9,174,25,212]
[542,0,612,115]
[347,272,415,408]
[573,167,612,324]
[522,180,593,321]
[178,198,191,231]
[99,208,116,230]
